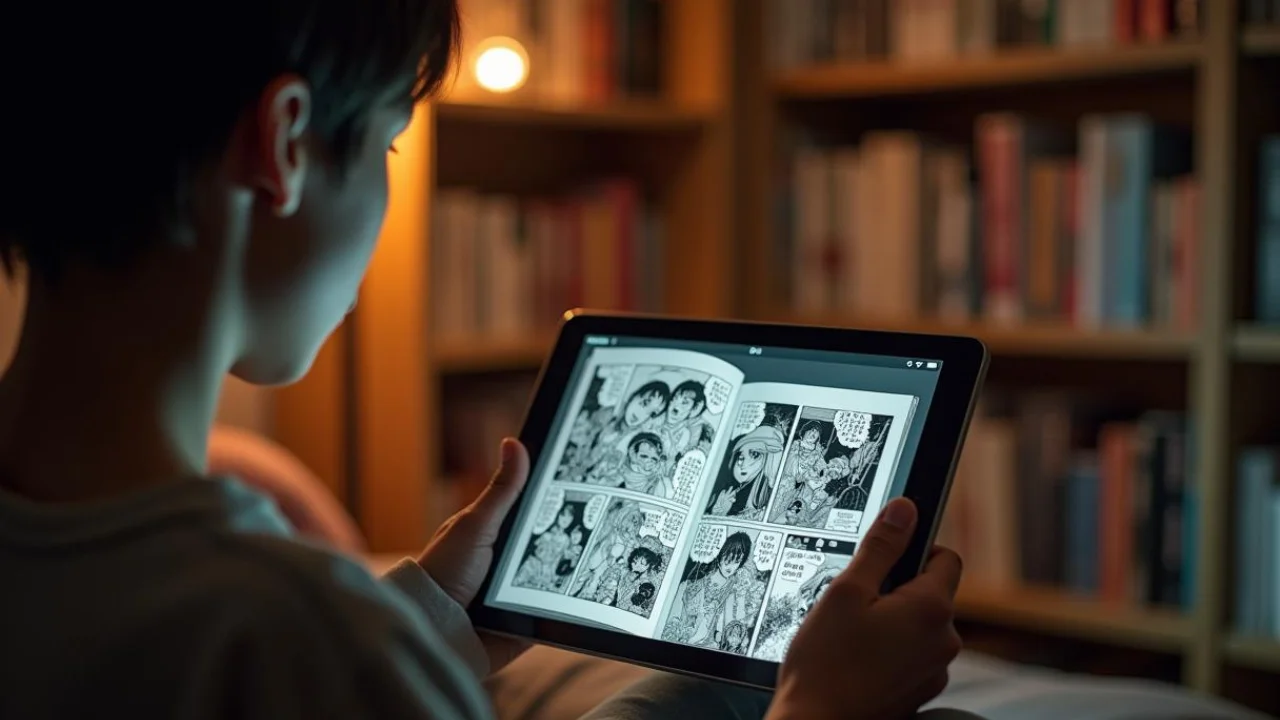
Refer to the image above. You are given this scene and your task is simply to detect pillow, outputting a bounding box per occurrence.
[206,424,366,553]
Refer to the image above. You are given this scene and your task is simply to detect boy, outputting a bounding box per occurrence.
[0,3,966,719]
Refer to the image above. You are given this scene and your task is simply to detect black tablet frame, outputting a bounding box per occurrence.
[468,310,989,690]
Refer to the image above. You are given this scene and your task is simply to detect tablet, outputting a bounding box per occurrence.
[469,311,988,689]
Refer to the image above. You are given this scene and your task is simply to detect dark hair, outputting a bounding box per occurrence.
[628,431,664,455]
[671,380,707,414]
[628,546,662,571]
[626,381,672,414]
[718,532,752,567]
[555,502,583,527]
[1,1,461,281]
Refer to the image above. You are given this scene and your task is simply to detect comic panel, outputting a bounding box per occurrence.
[750,534,858,662]
[658,522,783,656]
[767,406,894,535]
[703,401,799,521]
[565,496,684,618]
[511,489,607,594]
[555,363,733,505]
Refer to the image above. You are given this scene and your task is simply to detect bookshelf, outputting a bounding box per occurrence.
[955,585,1193,654]
[736,0,1276,712]
[773,42,1204,100]
[270,0,1280,713]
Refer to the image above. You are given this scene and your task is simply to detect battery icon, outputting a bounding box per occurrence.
[926,361,938,369]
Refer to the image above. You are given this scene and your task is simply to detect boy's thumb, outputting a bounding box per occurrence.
[845,498,917,599]
[466,438,530,539]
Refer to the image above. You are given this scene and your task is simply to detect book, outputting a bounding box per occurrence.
[488,345,920,658]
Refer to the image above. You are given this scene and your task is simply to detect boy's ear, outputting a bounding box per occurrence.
[253,75,312,217]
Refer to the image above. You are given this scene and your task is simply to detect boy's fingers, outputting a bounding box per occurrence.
[914,546,963,600]
[843,498,917,598]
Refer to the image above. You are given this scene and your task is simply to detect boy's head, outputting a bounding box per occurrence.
[1,1,460,385]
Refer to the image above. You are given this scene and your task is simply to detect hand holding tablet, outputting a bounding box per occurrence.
[468,311,988,689]
[771,497,963,720]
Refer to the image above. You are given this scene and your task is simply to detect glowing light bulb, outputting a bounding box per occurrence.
[473,37,529,94]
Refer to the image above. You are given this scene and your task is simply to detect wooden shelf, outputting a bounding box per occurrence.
[1226,636,1280,672]
[956,585,1192,653]
[1242,25,1280,56]
[1234,325,1280,361]
[777,316,1196,360]
[435,99,713,132]
[434,335,553,374]
[773,42,1203,100]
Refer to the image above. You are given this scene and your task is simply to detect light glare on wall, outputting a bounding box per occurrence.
[473,37,529,94]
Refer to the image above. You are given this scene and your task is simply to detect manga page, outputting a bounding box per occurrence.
[750,534,857,661]
[657,522,784,655]
[491,347,745,636]
[657,381,918,658]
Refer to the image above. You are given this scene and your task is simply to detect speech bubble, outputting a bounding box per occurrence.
[596,365,636,408]
[671,449,707,505]
[731,401,767,438]
[754,531,783,572]
[583,494,609,530]
[704,376,733,415]
[689,523,728,563]
[530,487,567,535]
[776,549,825,585]
[834,410,872,449]
[824,509,862,534]
[659,511,684,547]
[639,508,664,540]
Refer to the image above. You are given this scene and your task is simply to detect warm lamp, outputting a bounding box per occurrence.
[472,36,529,94]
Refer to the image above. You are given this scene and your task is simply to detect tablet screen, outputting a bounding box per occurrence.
[484,333,943,662]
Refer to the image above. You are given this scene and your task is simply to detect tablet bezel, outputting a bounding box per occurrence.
[468,310,989,690]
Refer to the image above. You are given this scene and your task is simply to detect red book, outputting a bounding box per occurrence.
[1139,0,1170,42]
[1099,423,1136,605]
[1114,0,1137,44]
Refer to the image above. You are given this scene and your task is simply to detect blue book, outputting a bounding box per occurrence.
[1236,448,1279,634]
[1256,136,1280,323]
[1065,454,1101,595]
[1103,115,1193,327]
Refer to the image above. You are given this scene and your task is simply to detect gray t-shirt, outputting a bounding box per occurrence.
[0,477,493,719]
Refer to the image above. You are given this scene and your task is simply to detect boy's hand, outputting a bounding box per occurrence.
[418,438,531,672]
[768,498,964,720]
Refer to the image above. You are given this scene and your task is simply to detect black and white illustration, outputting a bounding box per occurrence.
[767,407,895,535]
[659,523,782,655]
[489,349,919,642]
[702,401,798,521]
[555,363,732,505]
[750,534,857,662]
[512,489,604,594]
[567,497,684,618]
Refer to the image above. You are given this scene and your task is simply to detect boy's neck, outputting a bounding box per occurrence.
[0,273,231,504]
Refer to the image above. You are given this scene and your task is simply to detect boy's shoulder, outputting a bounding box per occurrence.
[193,530,410,631]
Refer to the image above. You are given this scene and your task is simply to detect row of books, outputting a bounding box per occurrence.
[431,180,664,341]
[767,0,1202,69]
[456,0,663,104]
[781,113,1201,329]
[1235,447,1280,639]
[937,396,1195,609]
